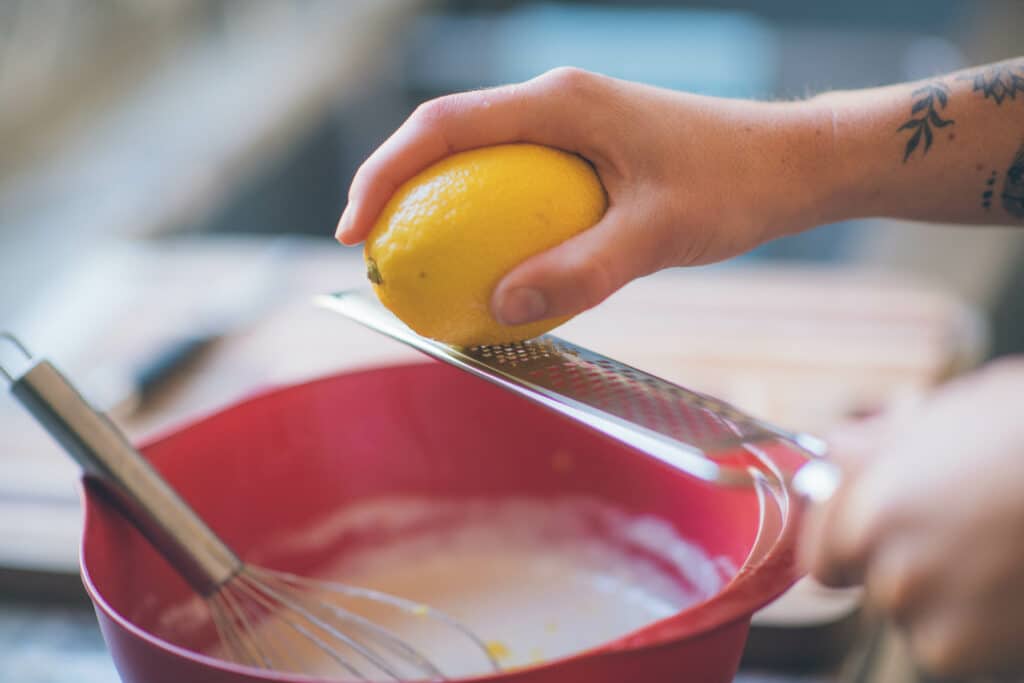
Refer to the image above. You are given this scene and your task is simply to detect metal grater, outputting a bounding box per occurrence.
[316,291,837,500]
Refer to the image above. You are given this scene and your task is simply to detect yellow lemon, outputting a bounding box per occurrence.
[364,143,607,347]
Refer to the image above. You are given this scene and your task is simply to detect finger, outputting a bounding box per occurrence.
[802,456,889,588]
[799,472,861,586]
[799,438,860,578]
[801,403,923,585]
[489,203,661,324]
[336,67,613,245]
[861,537,933,622]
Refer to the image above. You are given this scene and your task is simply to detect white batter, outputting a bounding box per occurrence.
[203,496,735,679]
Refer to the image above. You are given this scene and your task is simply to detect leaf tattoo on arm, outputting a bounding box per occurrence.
[957,61,1024,105]
[898,82,954,162]
[1002,142,1024,219]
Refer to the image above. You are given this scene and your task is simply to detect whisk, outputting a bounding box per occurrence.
[0,332,499,681]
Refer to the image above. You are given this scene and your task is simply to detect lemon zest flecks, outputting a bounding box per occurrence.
[485,640,511,661]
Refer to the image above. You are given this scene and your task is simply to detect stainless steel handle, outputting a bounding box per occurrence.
[1,334,240,594]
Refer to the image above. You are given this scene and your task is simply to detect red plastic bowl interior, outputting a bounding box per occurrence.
[81,362,803,683]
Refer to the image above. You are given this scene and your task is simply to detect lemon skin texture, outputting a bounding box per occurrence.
[364,143,607,347]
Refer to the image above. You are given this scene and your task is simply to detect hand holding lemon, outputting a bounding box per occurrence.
[337,67,829,346]
[363,143,606,346]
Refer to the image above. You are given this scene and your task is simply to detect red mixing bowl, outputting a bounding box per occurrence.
[80,361,805,683]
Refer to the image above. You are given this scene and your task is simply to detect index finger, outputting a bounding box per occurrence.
[335,67,609,245]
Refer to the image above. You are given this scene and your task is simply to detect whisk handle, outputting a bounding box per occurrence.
[2,339,241,595]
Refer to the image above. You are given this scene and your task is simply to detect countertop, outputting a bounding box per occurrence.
[0,601,828,683]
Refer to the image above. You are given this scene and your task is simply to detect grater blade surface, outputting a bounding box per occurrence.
[316,291,826,488]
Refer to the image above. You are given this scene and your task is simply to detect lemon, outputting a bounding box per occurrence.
[364,143,607,347]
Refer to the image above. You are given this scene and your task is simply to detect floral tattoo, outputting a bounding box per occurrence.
[898,82,955,162]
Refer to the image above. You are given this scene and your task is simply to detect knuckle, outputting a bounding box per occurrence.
[573,256,616,309]
[540,66,600,97]
[810,484,889,588]
[805,519,854,586]
[810,553,861,588]
[411,94,461,127]
[806,555,838,586]
[875,559,924,616]
[883,571,918,615]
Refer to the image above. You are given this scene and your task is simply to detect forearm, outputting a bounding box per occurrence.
[337,63,1024,320]
[805,58,1024,227]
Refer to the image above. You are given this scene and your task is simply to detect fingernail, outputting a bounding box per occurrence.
[335,204,355,243]
[496,288,548,325]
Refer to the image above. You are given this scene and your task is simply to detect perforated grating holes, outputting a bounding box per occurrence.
[472,339,560,368]
[466,336,770,455]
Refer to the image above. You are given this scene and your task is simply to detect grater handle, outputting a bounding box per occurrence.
[0,333,241,594]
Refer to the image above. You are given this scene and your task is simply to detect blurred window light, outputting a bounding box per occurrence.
[900,35,967,81]
[407,4,779,98]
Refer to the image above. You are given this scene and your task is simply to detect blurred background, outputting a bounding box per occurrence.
[1,1,1023,682]
[2,0,1024,349]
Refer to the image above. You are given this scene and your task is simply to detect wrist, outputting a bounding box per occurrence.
[747,97,847,240]
[804,88,905,225]
[672,94,841,248]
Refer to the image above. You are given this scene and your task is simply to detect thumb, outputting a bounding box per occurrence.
[491,206,659,325]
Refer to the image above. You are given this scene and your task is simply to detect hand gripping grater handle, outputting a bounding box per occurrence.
[316,291,838,501]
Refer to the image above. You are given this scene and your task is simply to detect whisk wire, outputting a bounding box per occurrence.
[249,608,303,674]
[270,569,501,673]
[216,587,272,669]
[268,581,442,679]
[209,595,248,666]
[232,572,376,680]
[251,571,440,680]
[261,569,453,677]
